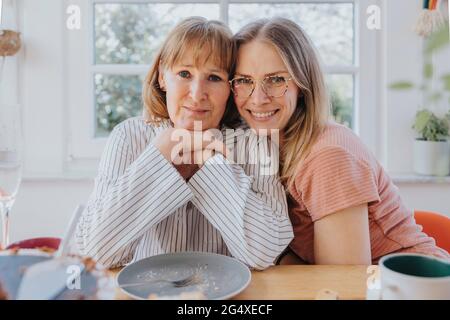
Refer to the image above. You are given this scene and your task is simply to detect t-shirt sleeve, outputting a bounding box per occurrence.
[294,146,381,222]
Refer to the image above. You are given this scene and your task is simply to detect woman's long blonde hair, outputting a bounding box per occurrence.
[233,18,330,189]
[142,17,240,127]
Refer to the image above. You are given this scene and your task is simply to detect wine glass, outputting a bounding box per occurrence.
[0,104,23,249]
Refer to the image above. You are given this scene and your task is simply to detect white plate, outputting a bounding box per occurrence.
[117,252,251,300]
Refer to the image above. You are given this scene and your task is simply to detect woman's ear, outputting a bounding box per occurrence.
[158,66,166,91]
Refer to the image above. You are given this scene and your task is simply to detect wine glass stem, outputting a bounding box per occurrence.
[0,205,11,248]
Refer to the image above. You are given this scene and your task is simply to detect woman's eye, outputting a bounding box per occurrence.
[269,76,285,84]
[208,74,223,82]
[236,78,252,85]
[178,70,191,78]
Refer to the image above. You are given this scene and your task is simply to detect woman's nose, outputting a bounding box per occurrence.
[190,79,208,102]
[250,82,271,106]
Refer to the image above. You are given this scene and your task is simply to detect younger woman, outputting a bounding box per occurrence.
[231,18,449,265]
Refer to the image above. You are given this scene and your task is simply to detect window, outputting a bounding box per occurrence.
[66,0,378,164]
[93,3,220,136]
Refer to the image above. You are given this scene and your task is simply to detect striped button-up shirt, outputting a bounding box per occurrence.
[75,117,293,270]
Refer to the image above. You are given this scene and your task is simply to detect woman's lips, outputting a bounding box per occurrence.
[183,106,210,116]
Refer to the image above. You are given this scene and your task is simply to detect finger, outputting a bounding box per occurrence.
[201,148,215,164]
[178,131,229,161]
[203,140,230,158]
[190,149,214,166]
[181,150,193,165]
[192,150,204,166]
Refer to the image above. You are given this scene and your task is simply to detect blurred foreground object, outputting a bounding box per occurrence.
[0,29,21,56]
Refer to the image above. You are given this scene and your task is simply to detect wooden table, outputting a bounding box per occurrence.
[112,265,373,300]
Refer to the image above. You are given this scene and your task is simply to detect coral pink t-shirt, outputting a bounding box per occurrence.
[288,122,450,264]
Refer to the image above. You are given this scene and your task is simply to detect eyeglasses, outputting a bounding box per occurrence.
[229,75,293,98]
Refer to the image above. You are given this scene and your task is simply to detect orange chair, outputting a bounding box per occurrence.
[414,210,450,253]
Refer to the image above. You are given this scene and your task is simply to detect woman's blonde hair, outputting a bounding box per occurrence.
[142,17,240,127]
[233,18,330,189]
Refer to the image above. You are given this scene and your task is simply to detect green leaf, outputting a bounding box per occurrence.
[424,63,433,79]
[414,109,432,133]
[389,82,414,90]
[425,26,450,55]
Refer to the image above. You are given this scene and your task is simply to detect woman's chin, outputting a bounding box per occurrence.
[173,120,217,131]
[244,120,281,135]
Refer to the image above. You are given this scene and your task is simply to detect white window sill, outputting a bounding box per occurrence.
[22,173,95,182]
[22,158,99,182]
[391,173,450,184]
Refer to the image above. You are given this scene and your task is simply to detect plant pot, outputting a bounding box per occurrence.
[413,139,450,176]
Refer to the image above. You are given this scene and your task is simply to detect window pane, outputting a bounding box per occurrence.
[95,74,145,137]
[229,3,354,66]
[95,3,220,64]
[326,74,354,129]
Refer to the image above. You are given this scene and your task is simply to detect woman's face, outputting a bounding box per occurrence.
[233,40,299,132]
[159,50,230,131]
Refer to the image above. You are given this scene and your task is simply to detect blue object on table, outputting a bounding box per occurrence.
[0,255,97,300]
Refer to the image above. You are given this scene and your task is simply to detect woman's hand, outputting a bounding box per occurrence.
[153,128,228,163]
[152,128,230,179]
[151,128,182,162]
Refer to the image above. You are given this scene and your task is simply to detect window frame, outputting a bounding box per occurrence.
[65,0,380,175]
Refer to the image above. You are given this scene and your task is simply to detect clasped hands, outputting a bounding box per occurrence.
[152,127,230,180]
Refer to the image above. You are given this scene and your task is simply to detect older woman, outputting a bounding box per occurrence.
[75,17,293,270]
[230,18,449,265]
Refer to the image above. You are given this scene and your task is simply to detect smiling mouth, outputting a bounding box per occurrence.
[247,109,279,121]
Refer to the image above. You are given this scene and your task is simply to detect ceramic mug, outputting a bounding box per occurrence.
[377,253,450,300]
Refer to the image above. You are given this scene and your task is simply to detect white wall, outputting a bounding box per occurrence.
[386,0,450,173]
[397,183,450,214]
[1,0,449,243]
[384,0,450,216]
[11,179,92,241]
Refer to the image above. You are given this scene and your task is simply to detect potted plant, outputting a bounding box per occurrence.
[390,25,450,176]
[412,109,449,176]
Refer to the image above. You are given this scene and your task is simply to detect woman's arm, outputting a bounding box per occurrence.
[75,124,194,268]
[313,204,372,265]
[189,155,294,270]
[188,152,294,270]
